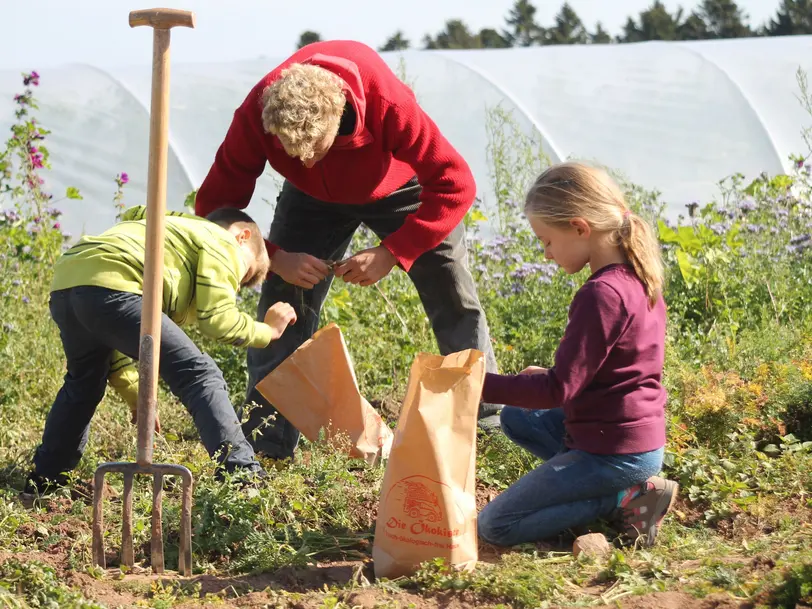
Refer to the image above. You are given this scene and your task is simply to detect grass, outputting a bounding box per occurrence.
[0,71,812,608]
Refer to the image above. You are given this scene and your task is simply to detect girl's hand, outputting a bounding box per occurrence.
[264,302,298,340]
[519,366,548,376]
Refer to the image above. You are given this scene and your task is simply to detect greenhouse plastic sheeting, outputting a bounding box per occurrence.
[1,35,811,240]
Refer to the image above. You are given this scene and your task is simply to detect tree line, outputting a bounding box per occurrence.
[295,0,811,51]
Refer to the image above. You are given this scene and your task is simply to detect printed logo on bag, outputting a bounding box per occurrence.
[383,475,465,550]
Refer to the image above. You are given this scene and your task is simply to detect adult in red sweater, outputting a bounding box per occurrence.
[195,40,500,459]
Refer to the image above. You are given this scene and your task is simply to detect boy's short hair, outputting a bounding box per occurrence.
[206,208,266,259]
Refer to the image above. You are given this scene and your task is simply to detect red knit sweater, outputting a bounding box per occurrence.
[194,40,477,271]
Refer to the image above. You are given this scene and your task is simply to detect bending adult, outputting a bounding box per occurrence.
[195,39,501,460]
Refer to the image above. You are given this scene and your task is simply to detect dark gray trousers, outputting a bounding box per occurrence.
[240,177,499,460]
[33,286,262,478]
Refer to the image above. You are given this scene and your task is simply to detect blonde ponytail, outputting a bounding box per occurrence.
[525,161,664,308]
[618,213,664,307]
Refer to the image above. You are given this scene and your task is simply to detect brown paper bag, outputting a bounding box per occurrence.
[255,323,393,464]
[372,349,485,580]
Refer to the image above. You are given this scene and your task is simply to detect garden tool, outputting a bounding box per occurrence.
[92,7,196,576]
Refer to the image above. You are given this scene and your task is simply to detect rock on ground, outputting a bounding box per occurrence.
[572,533,612,558]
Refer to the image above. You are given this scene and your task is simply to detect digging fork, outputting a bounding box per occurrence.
[91,7,196,576]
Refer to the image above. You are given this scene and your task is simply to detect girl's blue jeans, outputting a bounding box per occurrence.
[478,407,664,547]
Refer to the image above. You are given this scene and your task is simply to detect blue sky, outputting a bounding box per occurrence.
[0,0,779,70]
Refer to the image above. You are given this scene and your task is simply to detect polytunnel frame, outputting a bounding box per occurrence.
[424,41,789,179]
[669,42,785,172]
[431,50,567,166]
[73,62,197,195]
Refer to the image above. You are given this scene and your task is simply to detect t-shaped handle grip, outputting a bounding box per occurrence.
[129,8,196,29]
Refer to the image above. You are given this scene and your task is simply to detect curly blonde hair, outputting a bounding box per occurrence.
[525,162,664,307]
[261,63,346,162]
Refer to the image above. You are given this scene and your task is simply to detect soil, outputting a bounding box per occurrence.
[59,566,762,609]
[6,489,801,609]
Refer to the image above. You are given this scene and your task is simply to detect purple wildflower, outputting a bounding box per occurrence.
[12,280,21,287]
[120,172,129,185]
[738,198,757,213]
[21,297,30,304]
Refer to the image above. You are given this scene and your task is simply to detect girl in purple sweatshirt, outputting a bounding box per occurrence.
[478,161,678,548]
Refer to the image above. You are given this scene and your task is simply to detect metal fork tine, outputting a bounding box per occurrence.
[92,467,106,569]
[179,469,193,576]
[121,471,135,568]
[151,473,164,573]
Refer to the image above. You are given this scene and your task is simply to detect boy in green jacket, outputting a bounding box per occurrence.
[25,205,296,493]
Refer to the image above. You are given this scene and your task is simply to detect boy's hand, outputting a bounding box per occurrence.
[334,245,397,286]
[519,366,547,376]
[264,302,297,340]
[271,250,330,289]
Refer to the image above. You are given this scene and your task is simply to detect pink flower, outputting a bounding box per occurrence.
[797,159,805,169]
[53,222,61,230]
[120,172,129,185]
[23,71,40,87]
[31,154,43,169]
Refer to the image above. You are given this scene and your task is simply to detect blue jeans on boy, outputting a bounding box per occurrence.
[478,407,664,547]
[33,286,263,479]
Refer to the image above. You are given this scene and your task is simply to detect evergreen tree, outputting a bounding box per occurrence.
[379,31,410,52]
[590,22,613,44]
[424,20,480,49]
[544,2,589,44]
[296,31,322,49]
[479,28,511,48]
[764,0,812,35]
[504,0,542,46]
[618,1,684,42]
[695,0,752,38]
[678,13,710,39]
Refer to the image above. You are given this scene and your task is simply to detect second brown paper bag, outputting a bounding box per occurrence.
[372,349,485,579]
[255,323,393,464]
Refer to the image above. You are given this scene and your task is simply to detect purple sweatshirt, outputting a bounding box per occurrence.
[482,263,667,455]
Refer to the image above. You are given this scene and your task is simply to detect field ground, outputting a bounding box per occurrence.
[2,71,812,608]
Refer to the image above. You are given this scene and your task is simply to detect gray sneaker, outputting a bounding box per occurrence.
[477,402,503,432]
[618,476,679,546]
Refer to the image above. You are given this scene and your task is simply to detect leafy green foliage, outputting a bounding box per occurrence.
[1,67,812,608]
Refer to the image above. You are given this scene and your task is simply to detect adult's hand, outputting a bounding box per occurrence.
[334,245,398,287]
[271,249,331,289]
